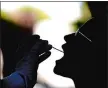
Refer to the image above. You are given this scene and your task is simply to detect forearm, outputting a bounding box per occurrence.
[15,54,39,88]
[1,55,39,88]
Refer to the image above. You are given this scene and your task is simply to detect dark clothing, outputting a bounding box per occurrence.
[1,18,32,77]
[1,18,36,88]
[1,18,52,88]
[2,72,25,88]
[0,19,52,88]
[0,38,51,88]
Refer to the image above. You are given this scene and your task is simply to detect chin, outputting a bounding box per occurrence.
[54,65,59,74]
[54,63,69,78]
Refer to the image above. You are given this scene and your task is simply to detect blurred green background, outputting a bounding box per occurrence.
[72,2,92,32]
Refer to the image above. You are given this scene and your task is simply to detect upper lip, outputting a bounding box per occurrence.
[55,60,59,64]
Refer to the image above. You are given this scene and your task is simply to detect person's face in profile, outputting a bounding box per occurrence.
[54,33,81,78]
[54,32,92,79]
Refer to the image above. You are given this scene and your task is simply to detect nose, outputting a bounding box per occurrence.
[64,33,75,42]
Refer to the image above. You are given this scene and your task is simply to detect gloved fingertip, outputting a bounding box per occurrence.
[32,35,40,39]
[48,44,52,50]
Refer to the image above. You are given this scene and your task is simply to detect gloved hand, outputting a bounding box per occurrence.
[16,38,52,71]
[15,38,52,88]
[38,51,51,63]
[15,35,52,64]
[15,35,40,61]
